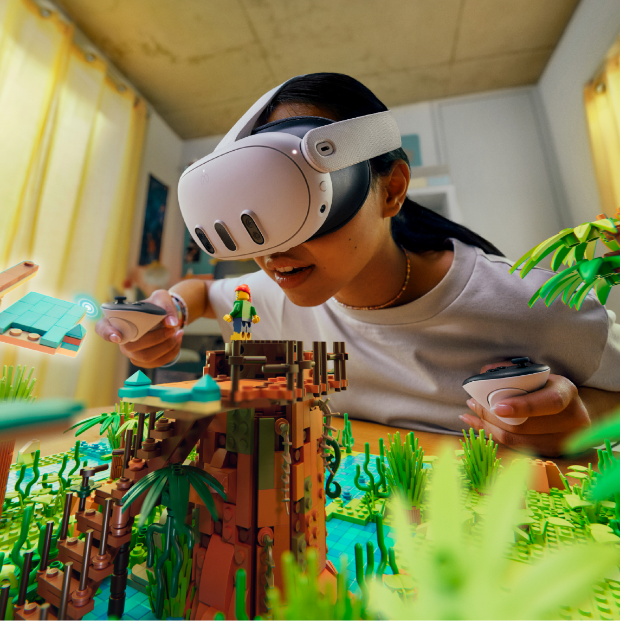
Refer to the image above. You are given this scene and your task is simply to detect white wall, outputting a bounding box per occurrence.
[182,134,225,169]
[539,0,620,227]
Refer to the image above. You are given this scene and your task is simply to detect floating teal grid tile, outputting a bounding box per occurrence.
[61,342,80,352]
[46,305,67,318]
[0,311,18,332]
[18,292,45,305]
[148,385,193,402]
[54,314,79,329]
[7,301,32,316]
[118,385,149,398]
[13,311,43,331]
[64,305,86,318]
[31,315,57,334]
[41,326,68,348]
[30,301,54,314]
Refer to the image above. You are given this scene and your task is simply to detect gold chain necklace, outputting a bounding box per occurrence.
[332,248,411,311]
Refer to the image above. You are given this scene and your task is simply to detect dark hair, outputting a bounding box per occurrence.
[261,73,504,257]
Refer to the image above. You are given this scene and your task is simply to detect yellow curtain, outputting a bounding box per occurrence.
[584,55,620,219]
[0,0,148,407]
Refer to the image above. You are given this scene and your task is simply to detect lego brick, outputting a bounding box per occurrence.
[65,323,86,339]
[0,311,18,332]
[148,385,194,402]
[62,334,83,346]
[31,314,58,334]
[125,370,151,386]
[236,453,254,529]
[198,504,214,535]
[0,330,57,354]
[64,304,87,318]
[30,300,54,314]
[0,261,38,295]
[12,310,42,330]
[291,462,305,501]
[191,373,221,402]
[257,488,288,527]
[291,401,305,448]
[17,291,44,305]
[226,408,254,454]
[309,403,323,442]
[60,341,80,352]
[3,300,32,316]
[273,524,290,591]
[45,305,67,318]
[41,326,68,348]
[207,412,228,433]
[221,502,236,544]
[291,531,307,564]
[53,314,79,329]
[205,465,237,504]
[198,533,236,610]
[258,417,275,490]
[46,297,72,308]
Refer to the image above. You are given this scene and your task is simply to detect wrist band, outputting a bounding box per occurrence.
[160,351,181,368]
[169,291,189,328]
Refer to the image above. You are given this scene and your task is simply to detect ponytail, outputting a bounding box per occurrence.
[263,72,504,257]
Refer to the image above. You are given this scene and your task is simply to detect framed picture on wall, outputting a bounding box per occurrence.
[139,174,169,266]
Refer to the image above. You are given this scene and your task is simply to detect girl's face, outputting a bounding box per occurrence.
[254,103,409,307]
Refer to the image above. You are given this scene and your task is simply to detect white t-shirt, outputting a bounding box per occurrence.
[208,239,620,435]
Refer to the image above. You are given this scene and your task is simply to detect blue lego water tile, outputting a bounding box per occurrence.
[64,304,87,319]
[65,323,86,339]
[4,300,33,316]
[45,305,67,318]
[47,297,73,308]
[30,300,54,314]
[13,310,43,331]
[54,314,79,329]
[61,341,80,352]
[0,311,18,332]
[18,292,44,305]
[191,373,221,401]
[41,326,68,348]
[31,315,58,334]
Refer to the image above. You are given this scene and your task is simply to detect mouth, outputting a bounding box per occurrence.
[271,264,314,289]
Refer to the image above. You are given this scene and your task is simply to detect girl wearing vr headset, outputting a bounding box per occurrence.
[97,73,620,457]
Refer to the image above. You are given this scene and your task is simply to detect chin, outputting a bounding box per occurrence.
[282,289,332,308]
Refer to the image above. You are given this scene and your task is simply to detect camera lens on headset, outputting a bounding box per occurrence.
[241,213,265,245]
[195,226,215,255]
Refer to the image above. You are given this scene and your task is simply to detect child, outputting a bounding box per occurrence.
[97,73,620,457]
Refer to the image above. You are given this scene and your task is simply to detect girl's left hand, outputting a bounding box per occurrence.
[459,362,591,457]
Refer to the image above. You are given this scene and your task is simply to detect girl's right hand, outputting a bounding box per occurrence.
[95,289,184,368]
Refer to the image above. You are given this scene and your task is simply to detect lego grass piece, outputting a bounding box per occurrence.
[383,431,427,510]
[342,412,354,454]
[368,450,620,621]
[459,428,501,492]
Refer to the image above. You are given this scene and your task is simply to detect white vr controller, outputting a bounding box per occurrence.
[101,297,167,345]
[178,77,402,260]
[462,357,550,425]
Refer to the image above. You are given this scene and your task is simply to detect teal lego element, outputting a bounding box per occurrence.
[30,301,54,315]
[18,292,45,305]
[46,305,66,319]
[226,409,254,454]
[31,315,57,334]
[147,386,193,403]
[64,305,87,319]
[191,373,220,402]
[65,323,87,339]
[53,314,79,329]
[118,385,149,399]
[4,301,31,316]
[125,370,152,386]
[60,342,79,352]
[0,312,18,332]
[13,310,43,331]
[0,399,82,433]
[258,417,275,490]
[40,326,67,348]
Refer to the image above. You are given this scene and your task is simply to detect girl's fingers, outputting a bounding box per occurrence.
[126,330,183,368]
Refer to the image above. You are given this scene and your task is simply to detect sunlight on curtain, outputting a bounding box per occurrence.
[0,0,148,407]
[585,54,620,218]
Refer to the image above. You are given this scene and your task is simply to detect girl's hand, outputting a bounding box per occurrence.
[95,289,183,368]
[459,362,591,457]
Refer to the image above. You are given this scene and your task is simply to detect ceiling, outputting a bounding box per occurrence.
[55,0,580,140]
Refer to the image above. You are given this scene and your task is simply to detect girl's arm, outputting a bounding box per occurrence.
[95,279,216,368]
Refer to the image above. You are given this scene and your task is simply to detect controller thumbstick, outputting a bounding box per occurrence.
[511,357,530,368]
[114,296,127,304]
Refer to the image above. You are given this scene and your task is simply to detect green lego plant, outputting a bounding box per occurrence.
[382,432,428,511]
[368,448,620,620]
[459,428,501,492]
[267,549,364,620]
[120,463,226,618]
[0,365,36,402]
[354,442,389,518]
[64,401,132,450]
[342,412,354,454]
[510,217,620,309]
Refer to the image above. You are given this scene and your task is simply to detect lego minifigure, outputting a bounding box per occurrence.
[223,284,260,340]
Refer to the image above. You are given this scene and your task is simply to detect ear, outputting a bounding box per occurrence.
[381,160,410,218]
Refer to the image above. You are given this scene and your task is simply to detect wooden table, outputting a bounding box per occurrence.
[331,416,598,475]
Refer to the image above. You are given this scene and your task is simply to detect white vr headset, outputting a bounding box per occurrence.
[178,77,402,260]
